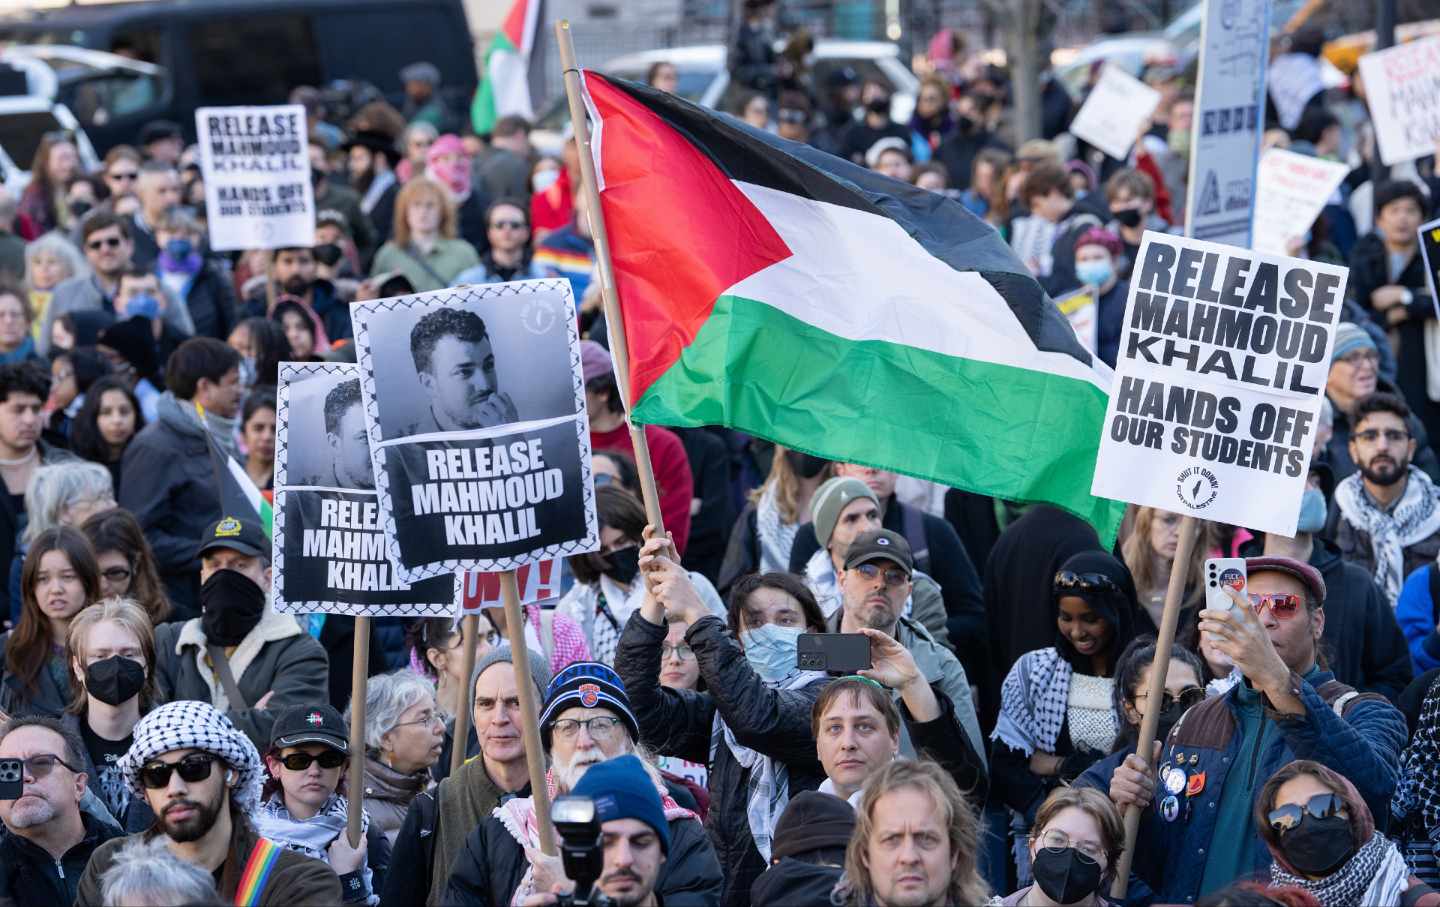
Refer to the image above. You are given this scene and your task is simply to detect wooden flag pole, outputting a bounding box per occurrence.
[448,613,481,775]
[1110,513,1200,899]
[501,569,556,855]
[346,616,371,847]
[556,19,665,535]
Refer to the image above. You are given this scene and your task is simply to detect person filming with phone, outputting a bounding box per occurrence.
[1107,555,1407,903]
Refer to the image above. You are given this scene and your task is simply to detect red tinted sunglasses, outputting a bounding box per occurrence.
[1248,592,1303,619]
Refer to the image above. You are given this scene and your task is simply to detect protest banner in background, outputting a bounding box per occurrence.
[353,279,598,583]
[1069,64,1161,162]
[461,559,561,614]
[272,362,459,616]
[1421,217,1440,314]
[1186,0,1269,246]
[1358,36,1440,167]
[1091,232,1347,536]
[195,104,315,251]
[1055,285,1099,355]
[1251,148,1349,257]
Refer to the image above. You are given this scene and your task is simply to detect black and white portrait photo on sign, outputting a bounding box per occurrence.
[353,279,599,582]
[272,361,459,616]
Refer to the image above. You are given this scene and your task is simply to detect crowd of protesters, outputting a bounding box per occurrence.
[1,4,1440,905]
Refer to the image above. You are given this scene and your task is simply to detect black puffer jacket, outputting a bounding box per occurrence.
[179,261,241,340]
[615,612,829,907]
[442,797,722,906]
[0,810,122,907]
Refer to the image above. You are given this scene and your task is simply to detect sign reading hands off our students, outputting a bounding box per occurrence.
[1091,232,1347,536]
[195,105,315,251]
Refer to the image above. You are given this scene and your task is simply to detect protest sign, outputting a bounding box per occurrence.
[352,279,598,583]
[1358,36,1440,166]
[1186,0,1269,246]
[1056,285,1099,355]
[1069,64,1161,162]
[1090,232,1347,536]
[1421,217,1440,315]
[461,559,561,614]
[272,362,459,616]
[1251,149,1349,257]
[195,104,315,251]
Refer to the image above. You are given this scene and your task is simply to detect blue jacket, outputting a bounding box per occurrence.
[1398,564,1440,673]
[1129,669,1406,904]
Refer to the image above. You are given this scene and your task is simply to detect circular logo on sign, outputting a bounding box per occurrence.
[1175,465,1220,510]
[521,295,558,335]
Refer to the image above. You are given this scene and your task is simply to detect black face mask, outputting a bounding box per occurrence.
[955,113,978,134]
[69,199,93,220]
[1031,846,1104,905]
[200,568,267,646]
[1155,698,1188,743]
[1279,814,1355,877]
[1112,207,1143,228]
[867,97,891,115]
[784,450,828,479]
[84,655,146,706]
[603,545,641,585]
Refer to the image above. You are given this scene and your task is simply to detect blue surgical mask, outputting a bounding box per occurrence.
[164,238,193,261]
[124,293,159,320]
[740,623,804,683]
[1296,486,1327,534]
[1075,259,1114,287]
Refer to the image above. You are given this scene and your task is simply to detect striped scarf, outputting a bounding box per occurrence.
[1270,831,1411,905]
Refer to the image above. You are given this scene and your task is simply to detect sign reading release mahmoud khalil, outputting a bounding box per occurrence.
[353,280,598,582]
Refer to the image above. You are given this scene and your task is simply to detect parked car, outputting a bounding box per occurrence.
[0,91,101,193]
[1,45,167,154]
[0,0,476,151]
[529,40,919,156]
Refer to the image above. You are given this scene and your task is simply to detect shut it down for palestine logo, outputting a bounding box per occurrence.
[1176,465,1219,510]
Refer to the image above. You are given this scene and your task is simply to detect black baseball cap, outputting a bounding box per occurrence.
[843,529,913,575]
[196,515,268,561]
[271,704,348,753]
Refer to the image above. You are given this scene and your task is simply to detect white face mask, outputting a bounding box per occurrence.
[532,169,561,194]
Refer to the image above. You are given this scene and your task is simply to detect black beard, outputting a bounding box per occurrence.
[1359,457,1408,487]
[282,277,311,297]
[160,793,223,842]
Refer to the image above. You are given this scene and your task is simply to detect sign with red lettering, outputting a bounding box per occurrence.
[461,559,562,613]
[1358,36,1440,166]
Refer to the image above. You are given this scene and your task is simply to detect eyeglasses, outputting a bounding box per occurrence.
[278,750,347,771]
[139,752,218,789]
[1133,686,1205,712]
[1339,349,1378,367]
[391,710,444,731]
[661,644,694,661]
[777,109,807,125]
[853,562,909,587]
[552,715,621,741]
[1267,791,1347,835]
[1033,828,1106,863]
[489,220,526,231]
[1353,428,1410,445]
[86,237,123,251]
[16,753,81,781]
[101,566,133,583]
[107,170,139,183]
[1054,570,1123,597]
[1248,591,1304,619]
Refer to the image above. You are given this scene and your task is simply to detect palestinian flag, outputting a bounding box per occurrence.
[473,0,541,134]
[198,403,273,539]
[581,73,1125,539]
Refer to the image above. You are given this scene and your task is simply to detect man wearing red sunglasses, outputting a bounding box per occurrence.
[1108,555,1407,904]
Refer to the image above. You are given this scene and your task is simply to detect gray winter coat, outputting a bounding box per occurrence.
[40,272,194,357]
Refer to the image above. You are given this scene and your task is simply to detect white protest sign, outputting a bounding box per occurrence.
[1056,285,1099,355]
[461,560,562,614]
[1069,64,1161,162]
[1358,36,1440,166]
[1091,232,1348,536]
[196,105,315,252]
[1187,0,1270,246]
[1251,149,1349,257]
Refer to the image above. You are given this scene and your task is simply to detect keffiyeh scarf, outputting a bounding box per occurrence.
[1395,679,1440,831]
[120,699,262,812]
[257,793,376,905]
[993,647,1072,757]
[1270,831,1410,905]
[755,484,800,575]
[1334,467,1440,604]
[710,667,827,862]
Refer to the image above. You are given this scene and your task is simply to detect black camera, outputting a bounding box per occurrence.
[0,758,22,801]
[552,795,615,907]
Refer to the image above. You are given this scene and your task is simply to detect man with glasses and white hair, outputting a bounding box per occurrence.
[444,661,722,907]
[73,699,340,906]
[0,715,123,907]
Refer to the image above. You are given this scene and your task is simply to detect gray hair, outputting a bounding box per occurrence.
[99,835,218,907]
[24,461,114,544]
[349,669,436,750]
[404,121,439,145]
[24,232,90,290]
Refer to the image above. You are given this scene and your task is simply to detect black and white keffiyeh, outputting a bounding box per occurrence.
[755,484,800,575]
[1270,830,1410,905]
[120,700,263,812]
[1335,466,1440,604]
[1396,679,1440,831]
[993,647,1071,757]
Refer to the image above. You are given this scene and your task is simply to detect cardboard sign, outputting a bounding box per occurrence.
[1091,232,1348,536]
[461,559,562,613]
[1251,149,1350,257]
[1186,0,1270,246]
[1056,285,1099,355]
[352,279,599,583]
[1420,216,1440,317]
[195,105,315,251]
[272,362,459,616]
[1070,64,1162,162]
[1358,36,1440,166]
